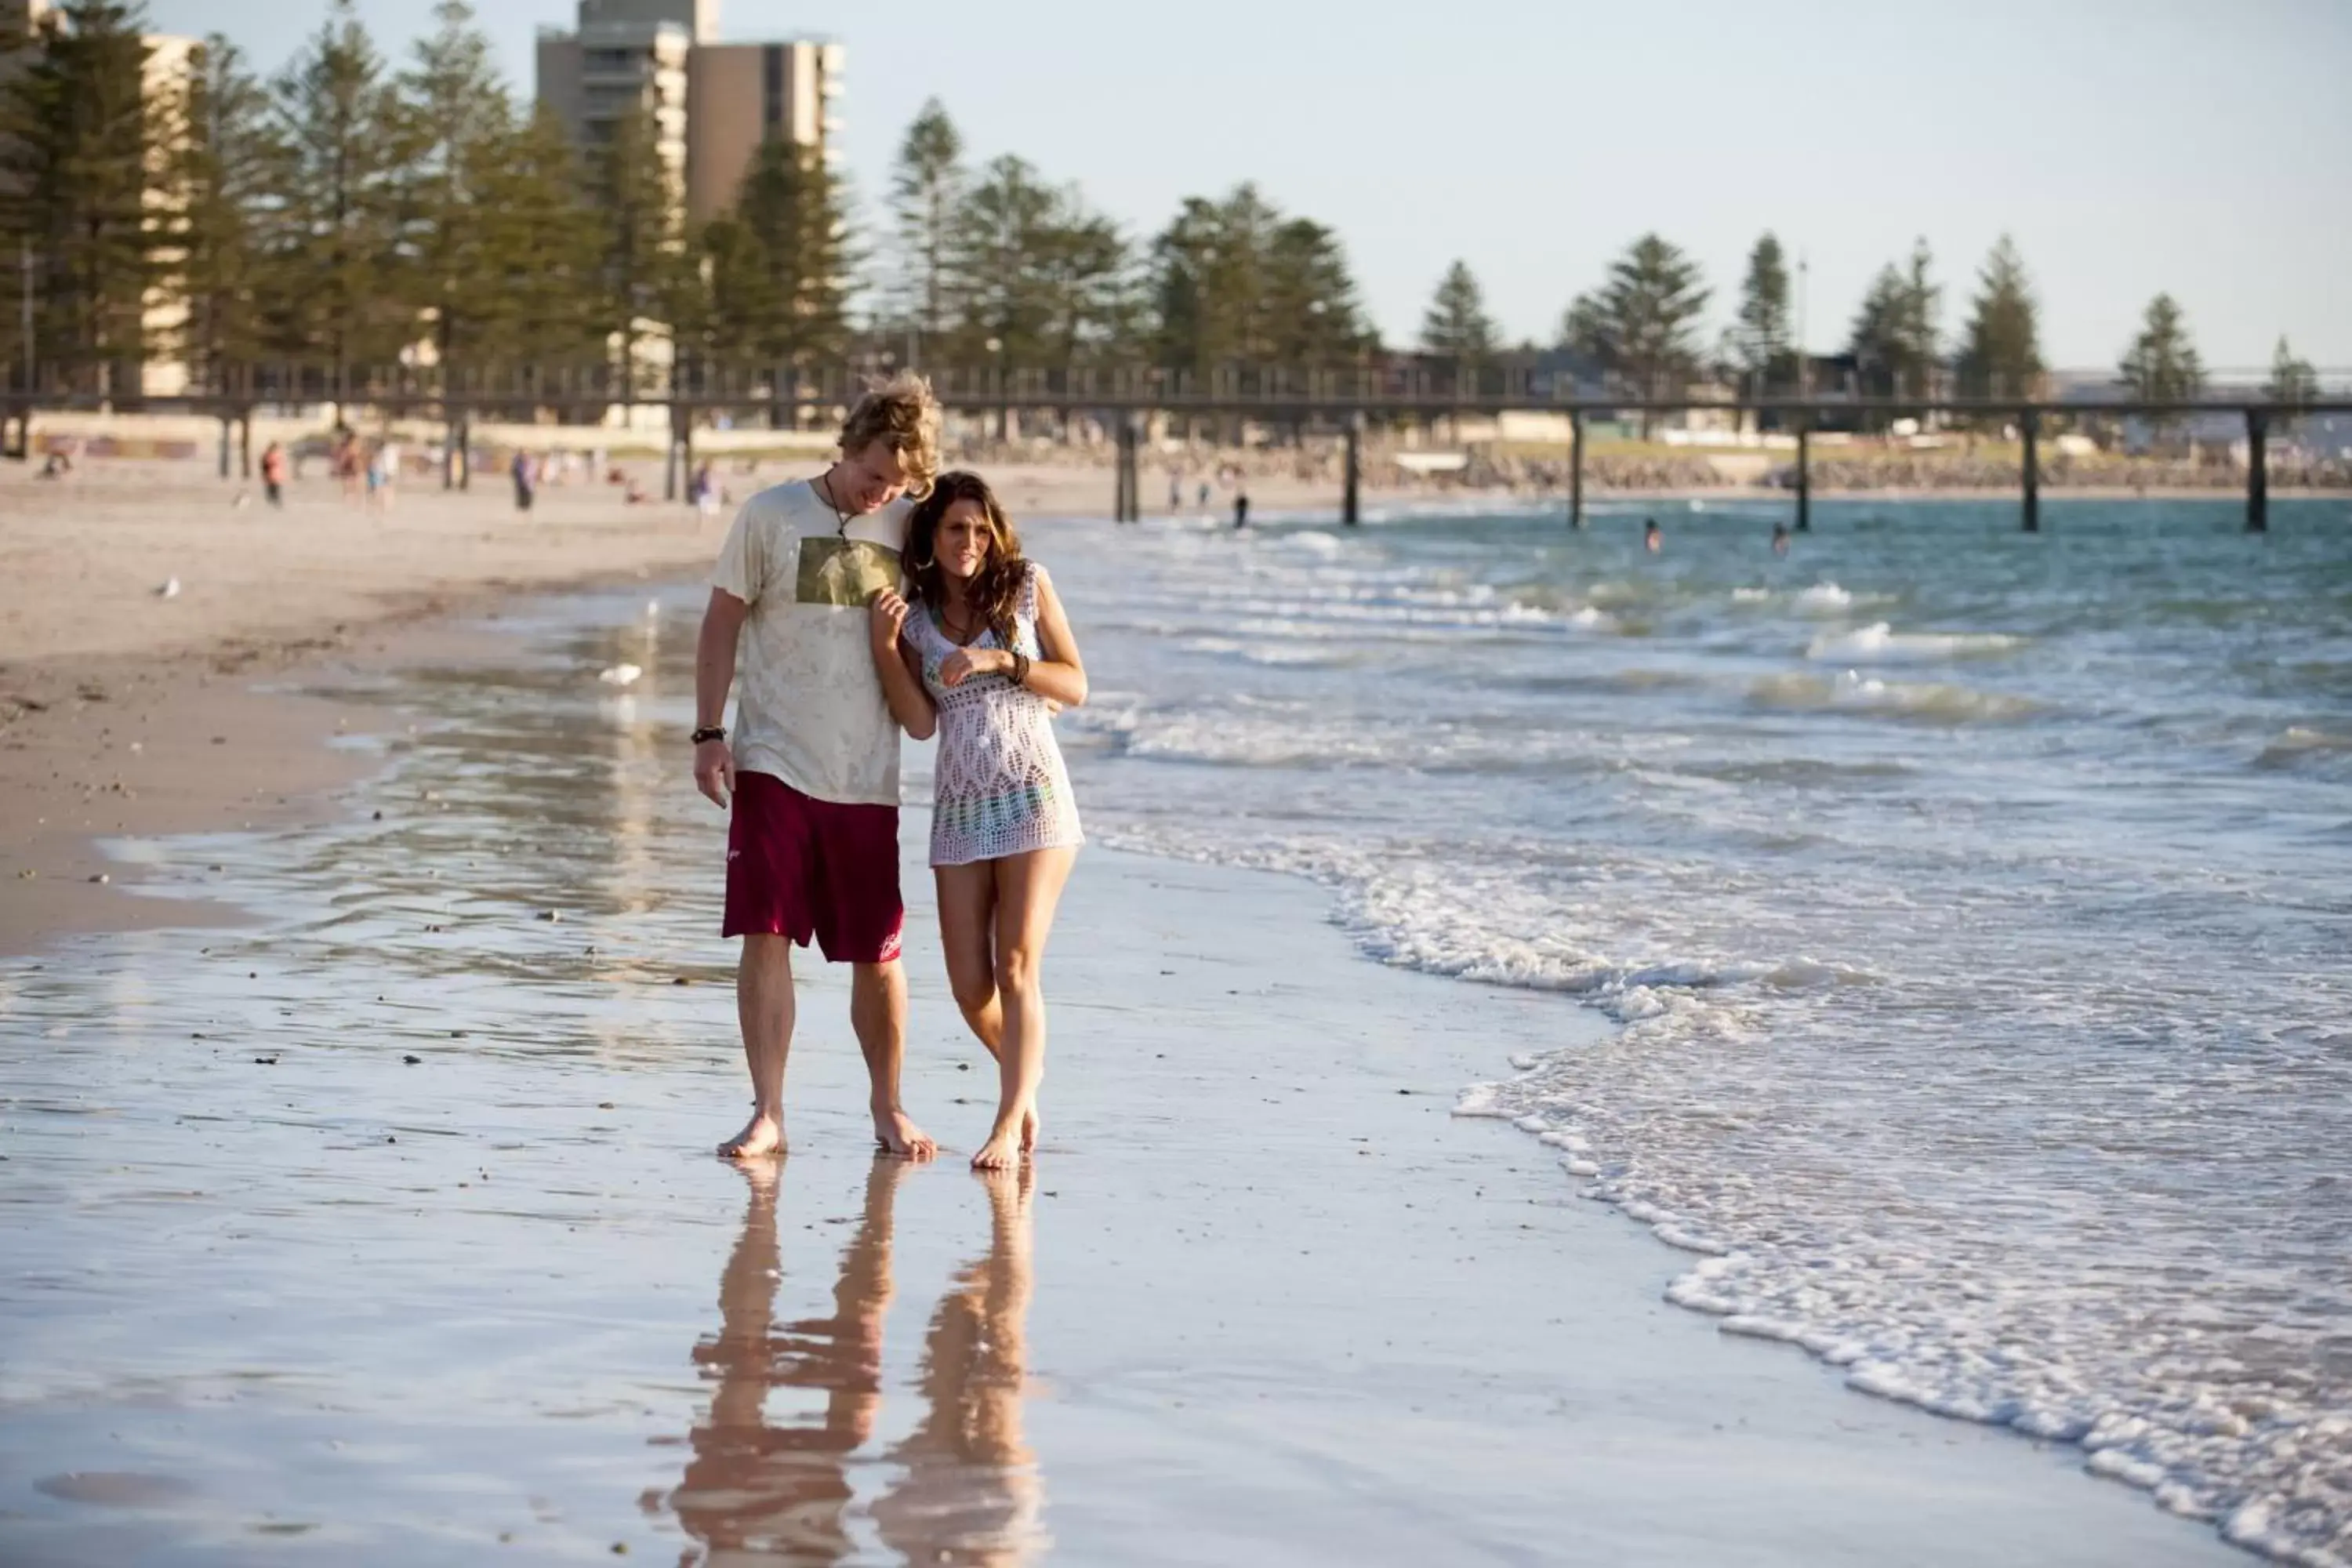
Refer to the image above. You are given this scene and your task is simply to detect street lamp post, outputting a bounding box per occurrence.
[986,335,1006,444]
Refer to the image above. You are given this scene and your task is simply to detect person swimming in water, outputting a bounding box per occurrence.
[1643,518,1661,554]
[1772,521,1790,556]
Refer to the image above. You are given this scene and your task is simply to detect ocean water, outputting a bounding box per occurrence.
[1027,495,2352,1567]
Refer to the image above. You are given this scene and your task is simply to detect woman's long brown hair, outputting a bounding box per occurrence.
[904,470,1029,646]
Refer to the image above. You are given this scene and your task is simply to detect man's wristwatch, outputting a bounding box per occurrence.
[691,725,727,746]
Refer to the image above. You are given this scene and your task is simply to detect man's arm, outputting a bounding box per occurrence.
[695,587,748,808]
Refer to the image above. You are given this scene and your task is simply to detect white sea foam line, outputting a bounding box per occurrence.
[1806,622,2027,663]
[1085,816,2350,1568]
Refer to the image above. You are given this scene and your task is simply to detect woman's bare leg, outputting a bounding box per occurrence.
[973,847,1077,1171]
[936,861,1040,1153]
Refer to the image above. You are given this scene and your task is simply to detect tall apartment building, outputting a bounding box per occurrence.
[535,0,842,227]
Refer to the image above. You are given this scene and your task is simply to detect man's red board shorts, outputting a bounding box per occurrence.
[723,771,904,964]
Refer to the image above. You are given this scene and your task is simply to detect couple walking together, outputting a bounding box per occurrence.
[691,375,1085,1171]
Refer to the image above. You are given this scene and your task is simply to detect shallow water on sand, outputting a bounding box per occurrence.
[1035,495,2352,1567]
[0,597,1054,1563]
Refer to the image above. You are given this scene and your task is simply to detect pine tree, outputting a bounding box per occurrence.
[688,212,763,376]
[263,0,408,387]
[727,136,855,379]
[1031,189,1133,375]
[1262,218,1372,365]
[393,0,504,376]
[1955,234,2042,403]
[1420,259,1496,368]
[2263,335,2318,415]
[946,154,1059,371]
[1846,238,1940,408]
[1561,233,1710,434]
[470,104,602,371]
[2118,293,2203,405]
[887,97,961,362]
[166,34,278,392]
[0,0,163,396]
[1147,183,1293,375]
[593,102,680,401]
[1732,232,1790,393]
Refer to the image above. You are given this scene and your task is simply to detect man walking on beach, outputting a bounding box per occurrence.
[692,374,942,1162]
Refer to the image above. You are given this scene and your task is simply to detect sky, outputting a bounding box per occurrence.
[143,0,2352,373]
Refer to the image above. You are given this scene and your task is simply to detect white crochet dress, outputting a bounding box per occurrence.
[904,563,1084,868]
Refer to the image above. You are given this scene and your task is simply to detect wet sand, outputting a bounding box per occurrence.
[0,586,2247,1564]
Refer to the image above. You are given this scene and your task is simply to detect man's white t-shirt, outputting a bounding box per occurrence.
[710,480,912,807]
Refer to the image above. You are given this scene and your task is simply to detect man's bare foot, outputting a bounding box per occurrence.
[972,1122,1025,1171]
[718,1110,783,1160]
[873,1106,938,1162]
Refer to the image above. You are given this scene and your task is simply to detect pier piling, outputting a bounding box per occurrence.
[1112,416,1138,521]
[663,406,680,503]
[1343,414,1361,525]
[2021,410,2040,533]
[2245,410,2268,533]
[1569,409,1585,528]
[1795,425,1811,532]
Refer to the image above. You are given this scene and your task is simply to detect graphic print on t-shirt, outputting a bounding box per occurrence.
[796,537,902,608]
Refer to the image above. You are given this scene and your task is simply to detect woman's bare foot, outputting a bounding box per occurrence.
[873,1105,938,1161]
[718,1109,783,1160]
[971,1121,1025,1171]
[1021,1106,1039,1152]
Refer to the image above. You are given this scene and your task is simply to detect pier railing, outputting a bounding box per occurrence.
[4,358,2347,534]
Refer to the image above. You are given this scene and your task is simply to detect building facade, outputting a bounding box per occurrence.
[535,0,840,227]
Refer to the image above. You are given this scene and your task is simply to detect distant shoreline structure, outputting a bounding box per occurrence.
[15,410,2350,503]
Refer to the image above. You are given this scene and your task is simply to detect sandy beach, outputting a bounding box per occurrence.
[0,451,1404,953]
[0,520,2267,1563]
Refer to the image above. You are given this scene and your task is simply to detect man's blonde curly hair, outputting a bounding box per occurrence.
[839,372,942,500]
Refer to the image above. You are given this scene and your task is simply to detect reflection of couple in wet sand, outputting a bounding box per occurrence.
[693,375,1086,1171]
[659,1161,1044,1565]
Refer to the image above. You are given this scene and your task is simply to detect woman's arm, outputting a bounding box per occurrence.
[1017,567,1087,708]
[869,590,937,740]
[933,567,1087,706]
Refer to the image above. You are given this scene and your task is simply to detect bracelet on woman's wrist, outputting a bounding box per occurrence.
[1010,652,1031,687]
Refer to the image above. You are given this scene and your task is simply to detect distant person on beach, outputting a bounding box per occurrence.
[1772,521,1790,556]
[333,428,365,504]
[869,471,1085,1171]
[1233,485,1250,530]
[260,441,287,507]
[1644,518,1661,553]
[369,438,399,512]
[1197,478,1210,510]
[511,451,535,513]
[691,460,720,521]
[694,373,944,1163]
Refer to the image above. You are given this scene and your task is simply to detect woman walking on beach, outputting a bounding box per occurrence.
[868,472,1086,1169]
